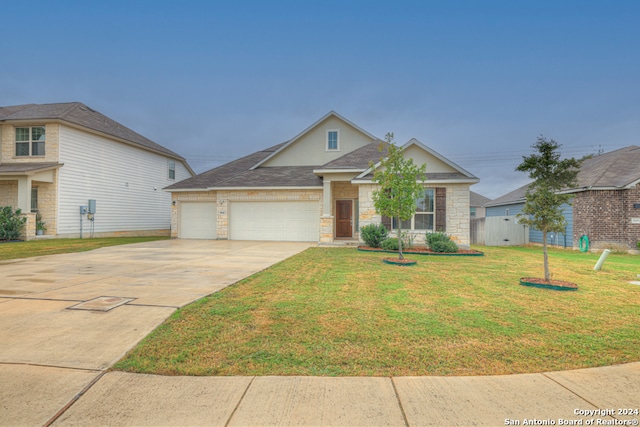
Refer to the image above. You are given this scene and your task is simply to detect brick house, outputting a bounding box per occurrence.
[165,111,479,246]
[486,146,640,251]
[0,102,193,239]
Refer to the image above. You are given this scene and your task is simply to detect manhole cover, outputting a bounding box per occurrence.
[68,296,135,312]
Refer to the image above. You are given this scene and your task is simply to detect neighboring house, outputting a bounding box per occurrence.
[485,146,640,250]
[0,102,193,239]
[470,191,491,219]
[165,111,479,246]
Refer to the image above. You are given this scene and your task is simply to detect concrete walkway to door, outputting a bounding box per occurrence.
[0,239,314,426]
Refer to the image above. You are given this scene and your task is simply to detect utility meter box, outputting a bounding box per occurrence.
[88,199,97,214]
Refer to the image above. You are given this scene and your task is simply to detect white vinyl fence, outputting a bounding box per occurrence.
[472,216,530,246]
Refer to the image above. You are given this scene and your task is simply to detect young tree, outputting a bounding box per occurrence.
[372,133,427,260]
[516,136,582,281]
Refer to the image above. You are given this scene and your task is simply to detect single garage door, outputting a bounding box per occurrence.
[179,202,217,239]
[229,201,319,241]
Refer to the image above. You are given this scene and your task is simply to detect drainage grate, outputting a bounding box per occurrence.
[68,296,135,312]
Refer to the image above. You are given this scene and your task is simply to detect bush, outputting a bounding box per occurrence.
[400,231,415,249]
[360,223,388,248]
[381,238,400,251]
[430,240,459,253]
[637,241,640,250]
[0,206,27,241]
[425,232,450,248]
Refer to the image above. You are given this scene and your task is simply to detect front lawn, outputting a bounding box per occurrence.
[114,246,640,376]
[0,236,169,261]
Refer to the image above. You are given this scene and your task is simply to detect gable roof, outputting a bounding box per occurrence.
[486,145,640,207]
[0,102,191,167]
[355,138,479,183]
[470,191,491,207]
[164,142,306,190]
[316,141,387,171]
[250,111,378,170]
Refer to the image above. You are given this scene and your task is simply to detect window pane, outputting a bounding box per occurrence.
[16,128,30,141]
[416,189,434,212]
[32,127,46,141]
[32,141,45,156]
[328,131,338,150]
[16,142,29,156]
[31,188,38,212]
[414,213,433,230]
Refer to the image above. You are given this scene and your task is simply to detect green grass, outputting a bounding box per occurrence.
[0,236,169,261]
[113,245,640,376]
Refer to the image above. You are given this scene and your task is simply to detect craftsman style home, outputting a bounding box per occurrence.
[166,111,479,246]
[0,102,193,239]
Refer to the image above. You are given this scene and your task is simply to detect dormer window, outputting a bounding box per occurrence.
[15,126,46,156]
[327,130,339,151]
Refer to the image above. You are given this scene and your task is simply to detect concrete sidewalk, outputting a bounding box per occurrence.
[1,240,639,426]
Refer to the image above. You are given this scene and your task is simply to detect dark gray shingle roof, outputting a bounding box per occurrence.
[486,145,640,207]
[470,191,491,207]
[320,141,387,169]
[0,102,186,161]
[0,162,62,174]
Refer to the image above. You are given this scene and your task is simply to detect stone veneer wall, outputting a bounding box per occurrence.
[0,181,18,206]
[573,185,640,249]
[171,189,323,239]
[358,183,471,247]
[1,123,60,163]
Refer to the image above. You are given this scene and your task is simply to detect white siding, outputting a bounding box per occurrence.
[57,125,192,236]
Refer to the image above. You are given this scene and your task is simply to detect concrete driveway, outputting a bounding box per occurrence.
[0,239,314,426]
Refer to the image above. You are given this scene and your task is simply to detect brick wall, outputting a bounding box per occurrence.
[573,185,640,249]
[0,181,18,206]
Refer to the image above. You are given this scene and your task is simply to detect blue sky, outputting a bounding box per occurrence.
[2,0,639,198]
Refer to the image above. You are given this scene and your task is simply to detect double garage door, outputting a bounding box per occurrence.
[179,200,319,242]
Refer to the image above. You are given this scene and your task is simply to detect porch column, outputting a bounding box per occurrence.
[320,179,334,242]
[322,179,332,216]
[17,176,32,213]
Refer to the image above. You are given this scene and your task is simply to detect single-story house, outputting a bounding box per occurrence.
[0,102,193,239]
[485,146,640,250]
[165,111,479,246]
[470,191,491,219]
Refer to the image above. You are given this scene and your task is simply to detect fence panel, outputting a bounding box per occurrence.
[484,216,529,246]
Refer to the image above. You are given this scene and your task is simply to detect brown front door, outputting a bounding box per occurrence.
[336,200,352,238]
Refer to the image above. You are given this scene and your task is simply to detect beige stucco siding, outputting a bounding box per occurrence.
[263,116,375,167]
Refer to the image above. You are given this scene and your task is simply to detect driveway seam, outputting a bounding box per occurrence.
[43,370,107,427]
[224,376,255,427]
[390,377,410,427]
[540,372,605,411]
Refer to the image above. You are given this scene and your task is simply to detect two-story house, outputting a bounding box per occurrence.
[0,102,193,239]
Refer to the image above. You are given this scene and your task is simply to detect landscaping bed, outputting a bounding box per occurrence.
[358,246,484,256]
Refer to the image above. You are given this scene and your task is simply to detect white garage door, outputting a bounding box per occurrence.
[229,201,319,242]
[179,202,217,239]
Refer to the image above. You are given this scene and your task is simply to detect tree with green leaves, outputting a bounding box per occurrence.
[516,136,582,281]
[372,133,427,260]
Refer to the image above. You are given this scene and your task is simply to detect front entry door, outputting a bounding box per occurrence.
[336,200,353,238]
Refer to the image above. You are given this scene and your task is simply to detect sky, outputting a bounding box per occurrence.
[2,0,639,199]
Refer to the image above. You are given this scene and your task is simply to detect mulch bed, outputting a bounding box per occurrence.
[358,246,484,256]
[520,277,578,291]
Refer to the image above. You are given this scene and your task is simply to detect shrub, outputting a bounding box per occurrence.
[381,238,400,251]
[0,206,27,241]
[400,231,415,249]
[430,240,459,253]
[637,241,640,250]
[360,223,388,248]
[425,232,450,248]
